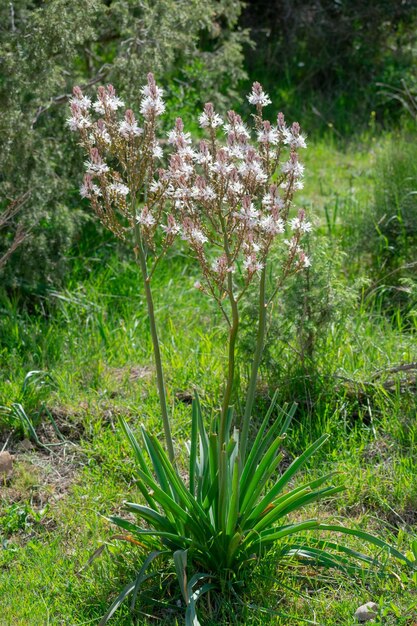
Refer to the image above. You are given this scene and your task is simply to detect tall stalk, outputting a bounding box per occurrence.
[219,274,239,449]
[219,218,239,450]
[240,265,267,462]
[134,223,175,463]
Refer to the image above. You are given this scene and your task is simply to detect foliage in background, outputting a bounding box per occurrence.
[242,0,417,133]
[240,235,356,414]
[0,0,247,291]
[359,135,417,315]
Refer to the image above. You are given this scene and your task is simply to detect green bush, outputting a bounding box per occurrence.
[240,235,356,413]
[0,0,247,292]
[360,135,417,313]
[241,0,417,133]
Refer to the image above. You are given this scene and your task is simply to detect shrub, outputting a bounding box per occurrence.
[360,136,417,313]
[0,0,247,292]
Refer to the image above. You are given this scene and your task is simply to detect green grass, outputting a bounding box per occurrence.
[1,130,417,625]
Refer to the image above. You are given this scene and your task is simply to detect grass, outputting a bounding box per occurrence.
[1,130,417,624]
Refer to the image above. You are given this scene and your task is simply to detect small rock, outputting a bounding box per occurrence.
[0,451,14,475]
[19,438,34,451]
[354,602,378,622]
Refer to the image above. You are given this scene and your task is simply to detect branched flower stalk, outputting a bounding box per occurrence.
[165,83,310,458]
[68,75,177,462]
[69,77,415,626]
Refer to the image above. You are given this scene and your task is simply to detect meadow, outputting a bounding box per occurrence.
[2,2,417,624]
[1,128,417,624]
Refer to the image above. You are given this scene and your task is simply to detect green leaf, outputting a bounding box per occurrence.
[318,524,414,566]
[141,426,173,498]
[173,549,188,604]
[245,434,329,523]
[99,579,136,625]
[124,502,175,533]
[226,457,240,537]
[119,417,154,480]
[240,434,284,516]
[131,551,162,609]
[189,396,199,497]
[240,391,283,489]
[246,472,338,527]
[248,520,320,551]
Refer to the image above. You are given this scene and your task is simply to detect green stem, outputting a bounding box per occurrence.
[219,277,239,449]
[134,223,175,463]
[241,265,267,462]
[218,213,239,451]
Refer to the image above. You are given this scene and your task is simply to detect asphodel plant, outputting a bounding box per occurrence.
[69,76,415,625]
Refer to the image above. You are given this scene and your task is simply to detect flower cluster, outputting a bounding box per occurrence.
[69,78,311,298]
[162,86,310,305]
[68,74,174,246]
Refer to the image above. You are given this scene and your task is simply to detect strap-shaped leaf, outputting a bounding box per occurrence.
[148,433,216,540]
[317,524,414,566]
[173,549,188,604]
[189,396,199,497]
[240,390,282,488]
[124,502,176,533]
[244,434,329,523]
[240,433,285,515]
[118,417,153,478]
[226,457,240,537]
[99,579,137,625]
[131,551,162,609]
[141,426,174,498]
[246,472,338,527]
[252,486,343,533]
[248,520,320,551]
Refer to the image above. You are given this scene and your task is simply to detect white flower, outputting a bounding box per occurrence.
[243,256,264,273]
[238,161,267,184]
[211,160,234,177]
[161,221,180,236]
[167,129,192,145]
[93,95,124,115]
[92,127,111,145]
[136,209,155,227]
[190,228,208,245]
[290,217,312,233]
[191,185,215,202]
[195,151,213,166]
[302,255,311,268]
[293,180,304,190]
[282,160,304,178]
[247,83,271,107]
[85,159,109,175]
[80,182,101,198]
[224,121,250,139]
[226,144,247,160]
[199,111,223,128]
[260,215,285,234]
[67,115,91,131]
[257,127,279,145]
[69,94,91,111]
[149,180,162,193]
[235,203,260,227]
[119,120,143,138]
[229,180,244,195]
[109,182,129,197]
[283,128,307,149]
[153,144,163,159]
[140,96,165,118]
[141,83,164,99]
[284,237,301,253]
